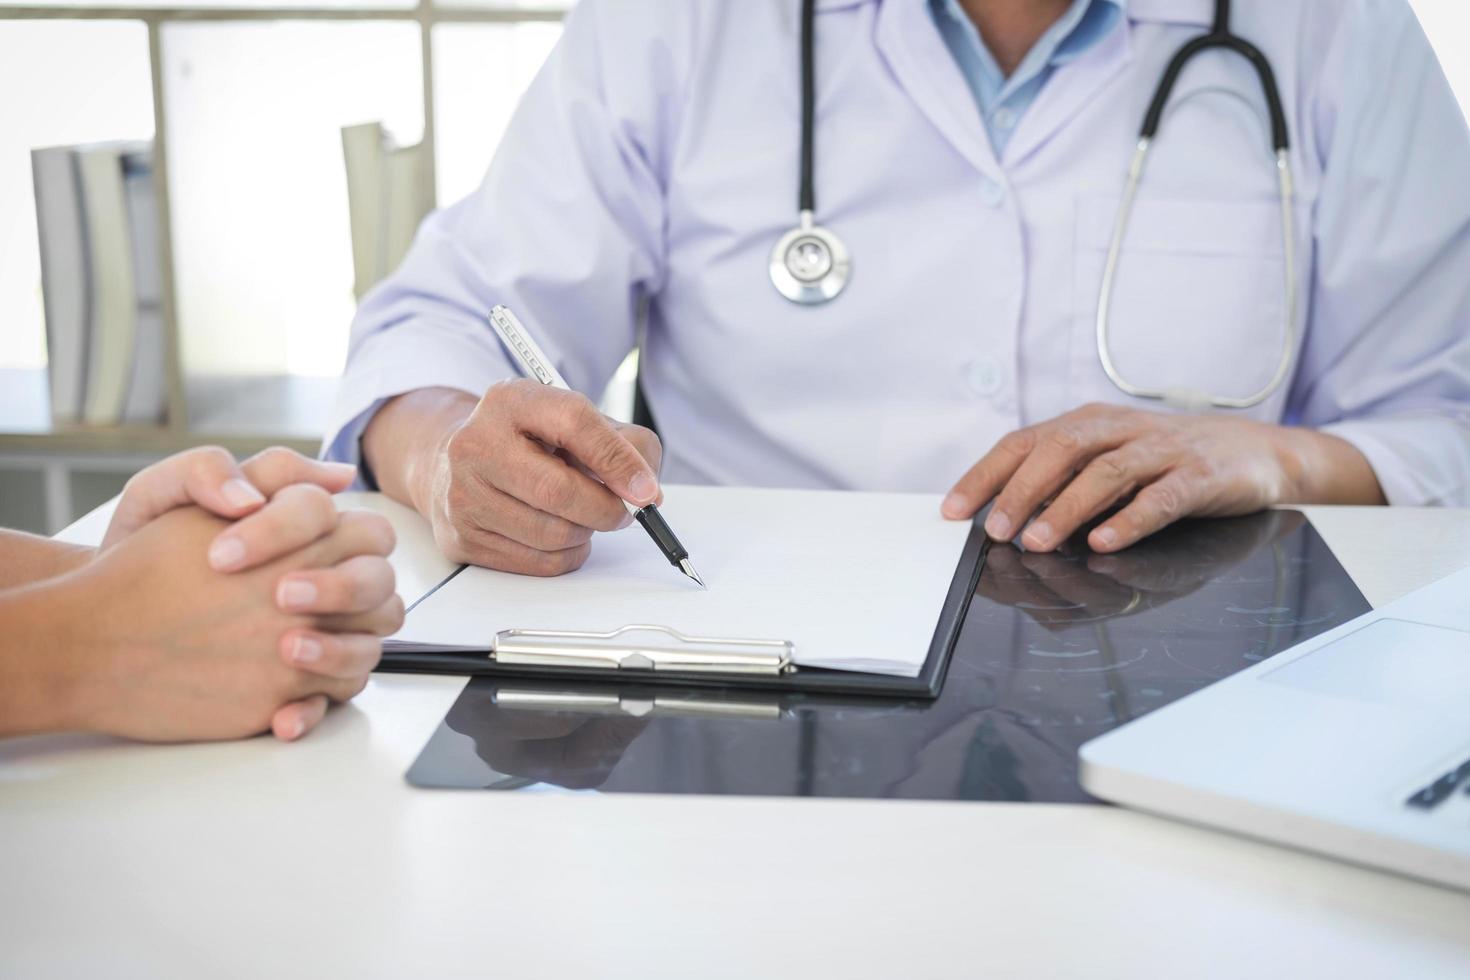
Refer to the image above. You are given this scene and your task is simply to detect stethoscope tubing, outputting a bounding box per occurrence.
[799,0,817,214]
[1143,0,1289,150]
[770,0,851,305]
[1096,0,1298,410]
[1096,141,1298,411]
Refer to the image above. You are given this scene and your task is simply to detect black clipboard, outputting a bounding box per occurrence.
[376,516,990,700]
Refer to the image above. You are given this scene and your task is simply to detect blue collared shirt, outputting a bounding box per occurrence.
[930,0,1124,156]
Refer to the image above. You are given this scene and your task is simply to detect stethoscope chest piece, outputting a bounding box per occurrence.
[770,210,851,304]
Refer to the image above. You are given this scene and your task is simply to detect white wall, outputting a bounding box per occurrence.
[1410,0,1470,119]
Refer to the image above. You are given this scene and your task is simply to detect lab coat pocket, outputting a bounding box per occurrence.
[1072,194,1298,411]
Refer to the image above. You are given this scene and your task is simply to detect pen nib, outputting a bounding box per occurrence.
[679,558,707,590]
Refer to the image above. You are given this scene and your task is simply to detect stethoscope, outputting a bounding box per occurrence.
[771,0,1298,412]
[769,0,851,305]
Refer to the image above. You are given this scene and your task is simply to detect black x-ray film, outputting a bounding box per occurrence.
[408,510,1370,803]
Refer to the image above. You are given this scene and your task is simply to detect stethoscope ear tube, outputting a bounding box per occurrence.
[1140,33,1289,152]
[1095,142,1298,411]
[1098,0,1298,411]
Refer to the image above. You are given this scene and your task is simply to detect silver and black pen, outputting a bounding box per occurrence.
[486,304,706,589]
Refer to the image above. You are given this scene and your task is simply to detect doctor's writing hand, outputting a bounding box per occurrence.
[942,404,1382,553]
[406,380,663,575]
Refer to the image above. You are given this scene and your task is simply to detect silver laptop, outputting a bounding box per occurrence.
[1080,566,1470,892]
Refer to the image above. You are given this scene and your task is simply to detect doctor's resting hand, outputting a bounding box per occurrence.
[0,446,404,743]
[942,404,1385,553]
[365,381,663,576]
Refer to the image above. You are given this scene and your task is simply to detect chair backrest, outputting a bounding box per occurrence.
[631,374,659,436]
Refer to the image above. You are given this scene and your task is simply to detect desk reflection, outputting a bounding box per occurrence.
[409,511,1367,802]
[444,685,649,790]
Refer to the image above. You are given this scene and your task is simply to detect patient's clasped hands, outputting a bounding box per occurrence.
[0,447,403,743]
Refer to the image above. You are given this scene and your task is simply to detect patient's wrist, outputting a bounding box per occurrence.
[0,530,97,590]
[0,574,102,736]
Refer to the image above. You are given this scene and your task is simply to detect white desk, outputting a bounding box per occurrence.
[4,499,1470,979]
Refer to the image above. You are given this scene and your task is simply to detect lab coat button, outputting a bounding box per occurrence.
[978,178,1006,207]
[968,355,1005,397]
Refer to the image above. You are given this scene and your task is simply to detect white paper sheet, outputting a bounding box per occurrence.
[390,485,974,677]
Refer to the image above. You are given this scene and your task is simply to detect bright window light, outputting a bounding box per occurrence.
[0,21,152,372]
[432,22,563,206]
[162,21,422,378]
[1409,0,1470,122]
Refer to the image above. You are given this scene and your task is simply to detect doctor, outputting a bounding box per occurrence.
[328,0,1470,575]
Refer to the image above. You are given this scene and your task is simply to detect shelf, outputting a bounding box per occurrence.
[185,372,336,441]
[0,367,335,456]
[0,4,568,21]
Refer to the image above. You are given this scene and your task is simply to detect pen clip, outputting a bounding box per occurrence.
[488,305,567,388]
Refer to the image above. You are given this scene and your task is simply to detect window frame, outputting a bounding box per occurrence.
[0,1,567,431]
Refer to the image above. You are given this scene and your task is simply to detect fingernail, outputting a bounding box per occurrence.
[618,510,635,530]
[290,717,306,740]
[1094,526,1118,549]
[1024,521,1052,549]
[291,635,323,665]
[277,579,318,611]
[208,535,247,571]
[984,510,1013,541]
[628,471,658,505]
[941,491,969,518]
[222,478,265,509]
[324,462,357,476]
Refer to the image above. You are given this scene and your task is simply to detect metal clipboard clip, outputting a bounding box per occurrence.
[493,688,786,720]
[490,624,796,675]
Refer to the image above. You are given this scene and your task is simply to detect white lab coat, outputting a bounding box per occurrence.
[328,0,1470,506]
